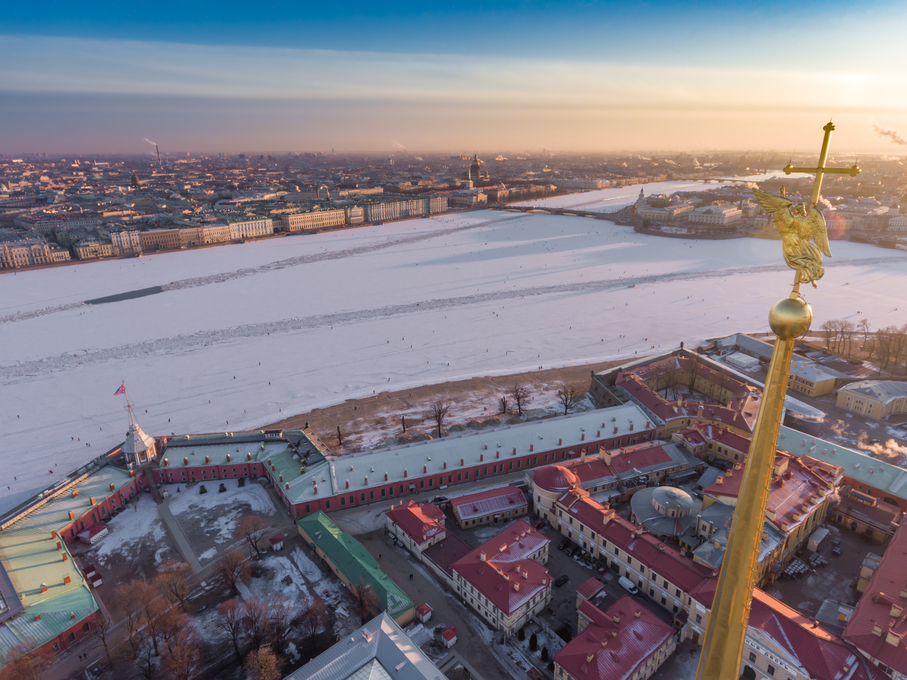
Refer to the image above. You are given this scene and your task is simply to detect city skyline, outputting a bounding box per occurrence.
[3,0,907,154]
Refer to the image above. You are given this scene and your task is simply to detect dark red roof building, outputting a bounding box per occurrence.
[554,596,675,680]
[844,523,907,679]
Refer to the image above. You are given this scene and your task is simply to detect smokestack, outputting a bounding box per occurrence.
[156,145,162,168]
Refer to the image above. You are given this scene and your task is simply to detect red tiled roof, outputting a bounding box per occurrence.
[600,516,716,593]
[533,464,579,492]
[416,604,432,616]
[423,534,471,577]
[703,452,839,532]
[386,501,446,545]
[452,520,551,616]
[616,371,756,433]
[554,596,674,680]
[752,590,888,680]
[451,486,527,521]
[441,625,457,641]
[578,578,605,600]
[844,523,907,676]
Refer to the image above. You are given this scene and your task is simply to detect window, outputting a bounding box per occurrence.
[83,622,91,632]
[695,614,702,624]
[69,632,76,642]
[305,504,310,513]
[341,497,346,506]
[428,479,433,488]
[749,652,757,663]
[767,664,776,677]
[361,493,366,501]
[370,491,374,500]
[325,500,331,509]
[350,495,355,504]
[389,486,393,496]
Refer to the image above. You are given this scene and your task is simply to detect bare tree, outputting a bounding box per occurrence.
[218,549,251,594]
[243,597,270,648]
[841,320,856,355]
[215,598,245,661]
[90,614,116,670]
[0,644,50,680]
[858,318,872,350]
[300,596,329,639]
[132,579,165,656]
[820,320,834,349]
[556,383,582,416]
[154,560,193,610]
[508,384,531,416]
[498,395,507,414]
[351,580,379,625]
[159,609,194,659]
[161,622,201,680]
[243,647,284,680]
[237,515,269,558]
[114,582,144,659]
[428,399,451,438]
[267,597,296,653]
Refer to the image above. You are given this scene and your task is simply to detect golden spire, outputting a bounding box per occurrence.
[694,122,860,680]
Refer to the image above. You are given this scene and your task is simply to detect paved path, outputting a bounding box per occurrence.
[356,529,514,680]
[158,503,203,573]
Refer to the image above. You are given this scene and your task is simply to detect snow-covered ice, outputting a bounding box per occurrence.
[2,195,906,513]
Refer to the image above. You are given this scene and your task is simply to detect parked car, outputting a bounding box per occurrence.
[558,538,570,551]
[555,575,569,587]
[618,576,640,595]
[535,520,545,530]
[596,565,607,574]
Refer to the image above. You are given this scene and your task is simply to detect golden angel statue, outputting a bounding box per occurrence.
[753,188,831,286]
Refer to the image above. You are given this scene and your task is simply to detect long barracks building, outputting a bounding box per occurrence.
[148,403,658,518]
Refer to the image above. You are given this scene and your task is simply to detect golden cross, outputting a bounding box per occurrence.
[783,121,861,211]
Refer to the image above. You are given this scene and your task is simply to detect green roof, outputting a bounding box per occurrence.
[779,426,907,501]
[297,513,413,620]
[0,465,132,657]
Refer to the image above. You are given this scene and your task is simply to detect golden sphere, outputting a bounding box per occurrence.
[769,297,813,339]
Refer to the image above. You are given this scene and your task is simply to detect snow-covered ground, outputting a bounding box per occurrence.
[2,200,906,514]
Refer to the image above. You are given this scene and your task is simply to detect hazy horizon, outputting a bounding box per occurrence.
[3,0,907,155]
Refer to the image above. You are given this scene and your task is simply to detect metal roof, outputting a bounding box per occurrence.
[288,403,652,504]
[297,513,413,621]
[0,465,131,656]
[779,427,907,500]
[839,380,907,406]
[287,612,446,680]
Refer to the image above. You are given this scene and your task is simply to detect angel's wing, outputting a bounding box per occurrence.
[806,208,832,257]
[753,188,791,216]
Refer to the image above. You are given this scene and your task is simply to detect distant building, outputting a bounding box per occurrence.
[228,217,273,240]
[0,238,69,268]
[277,208,346,232]
[109,229,142,255]
[468,155,482,182]
[836,380,907,420]
[140,228,181,252]
[688,203,742,225]
[72,239,113,260]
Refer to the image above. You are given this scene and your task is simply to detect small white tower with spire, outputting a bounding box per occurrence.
[117,383,156,466]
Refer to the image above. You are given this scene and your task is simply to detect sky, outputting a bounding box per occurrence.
[2,0,907,154]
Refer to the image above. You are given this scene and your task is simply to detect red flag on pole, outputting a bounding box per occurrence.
[114,383,126,396]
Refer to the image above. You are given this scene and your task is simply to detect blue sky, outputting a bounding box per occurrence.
[3,1,907,153]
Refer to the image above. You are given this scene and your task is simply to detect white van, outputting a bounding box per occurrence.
[618,576,639,595]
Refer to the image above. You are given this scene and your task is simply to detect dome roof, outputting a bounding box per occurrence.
[651,486,694,513]
[122,422,155,455]
[533,464,579,492]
